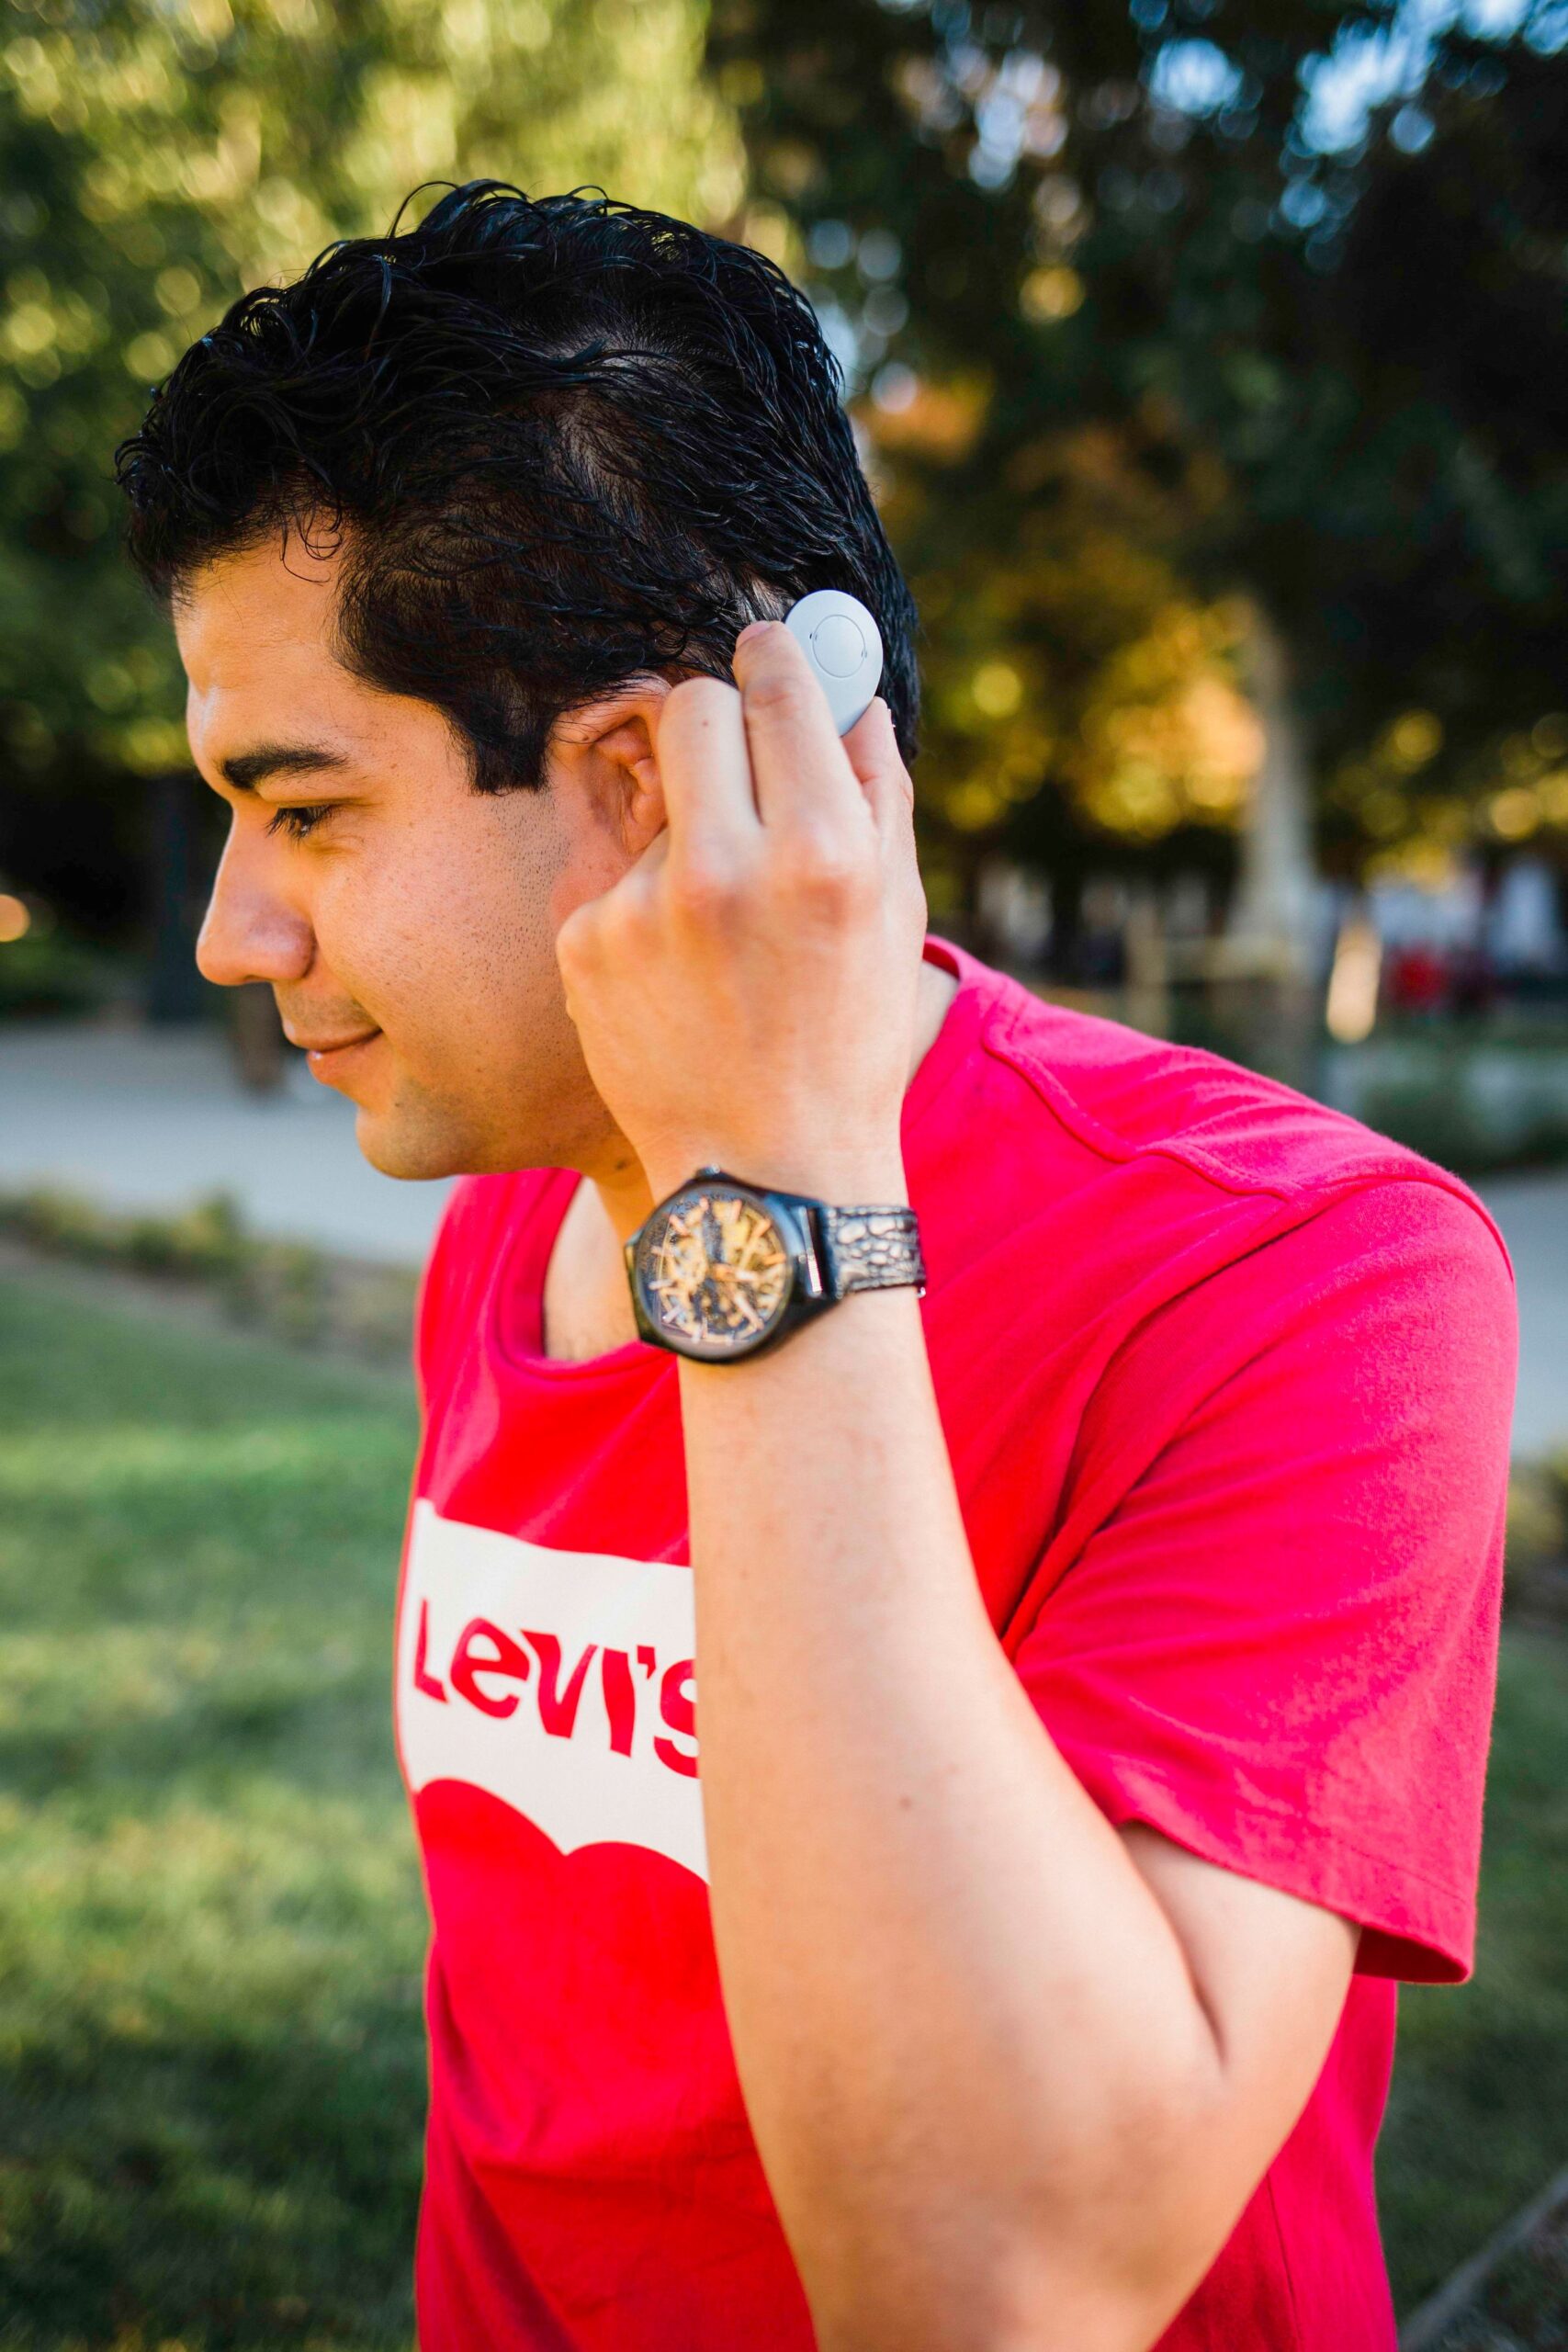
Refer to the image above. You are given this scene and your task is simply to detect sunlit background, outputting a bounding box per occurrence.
[3,0,1567,1161]
[1,6,1566,2347]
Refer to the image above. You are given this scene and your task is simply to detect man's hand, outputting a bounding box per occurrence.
[556,619,1358,2352]
[555,621,926,1204]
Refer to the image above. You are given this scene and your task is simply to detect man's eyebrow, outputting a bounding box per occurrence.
[219,743,351,791]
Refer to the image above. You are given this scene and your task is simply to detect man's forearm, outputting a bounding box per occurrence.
[558,631,1355,2349]
[680,1277,1244,2352]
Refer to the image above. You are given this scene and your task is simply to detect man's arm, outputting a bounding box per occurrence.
[675,1287,1355,2352]
[556,626,1358,2352]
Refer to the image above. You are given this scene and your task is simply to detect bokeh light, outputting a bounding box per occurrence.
[0,893,33,944]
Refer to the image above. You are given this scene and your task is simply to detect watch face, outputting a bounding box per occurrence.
[634,1181,796,1361]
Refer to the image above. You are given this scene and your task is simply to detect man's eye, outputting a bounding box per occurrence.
[265,803,335,841]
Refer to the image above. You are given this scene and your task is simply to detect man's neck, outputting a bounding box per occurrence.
[581,1144,664,1252]
[541,954,960,1363]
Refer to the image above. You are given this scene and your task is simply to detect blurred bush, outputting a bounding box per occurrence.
[0,1185,419,1363]
[1,1182,245,1273]
[1345,1037,1568,1175]
[1508,1461,1566,1565]
[0,919,120,1013]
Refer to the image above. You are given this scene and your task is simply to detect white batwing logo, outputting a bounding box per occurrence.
[397,1498,707,1881]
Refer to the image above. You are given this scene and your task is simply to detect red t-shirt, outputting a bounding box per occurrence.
[399,939,1515,2352]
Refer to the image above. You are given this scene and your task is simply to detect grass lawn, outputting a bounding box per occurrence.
[0,1265,1562,2345]
[0,1270,426,2352]
[1379,1620,1568,2318]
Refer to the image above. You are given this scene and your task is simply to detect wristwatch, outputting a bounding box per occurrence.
[626,1166,926,1363]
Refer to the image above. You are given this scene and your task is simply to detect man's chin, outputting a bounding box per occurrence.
[352,1099,493,1182]
[345,1059,596,1182]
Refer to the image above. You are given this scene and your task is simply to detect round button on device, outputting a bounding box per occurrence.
[811,613,866,678]
[783,589,884,735]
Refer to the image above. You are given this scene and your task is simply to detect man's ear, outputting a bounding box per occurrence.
[551,683,674,858]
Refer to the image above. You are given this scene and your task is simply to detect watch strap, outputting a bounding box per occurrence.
[818,1202,926,1298]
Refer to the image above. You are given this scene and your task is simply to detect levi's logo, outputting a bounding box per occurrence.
[397,1499,706,1881]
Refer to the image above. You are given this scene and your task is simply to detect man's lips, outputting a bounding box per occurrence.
[284,1023,382,1075]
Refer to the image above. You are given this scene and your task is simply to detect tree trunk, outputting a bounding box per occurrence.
[1224,600,1319,981]
[1214,602,1323,1091]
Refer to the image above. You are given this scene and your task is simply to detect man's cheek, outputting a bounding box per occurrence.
[315,880,424,1034]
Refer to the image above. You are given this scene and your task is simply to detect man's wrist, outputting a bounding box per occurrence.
[638,1144,909,1211]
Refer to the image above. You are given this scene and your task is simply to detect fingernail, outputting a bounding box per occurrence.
[735,620,773,648]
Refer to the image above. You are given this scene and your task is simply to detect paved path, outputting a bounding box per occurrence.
[3,1020,1564,1453]
[0,1020,452,1267]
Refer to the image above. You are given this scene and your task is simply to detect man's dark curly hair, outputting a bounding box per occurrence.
[116,181,919,789]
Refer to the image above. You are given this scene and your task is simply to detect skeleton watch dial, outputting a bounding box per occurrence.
[632,1180,797,1360]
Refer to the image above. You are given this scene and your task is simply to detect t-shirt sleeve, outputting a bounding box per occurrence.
[1013,1176,1517,1984]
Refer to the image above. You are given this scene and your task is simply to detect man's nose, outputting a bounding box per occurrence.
[196,825,314,989]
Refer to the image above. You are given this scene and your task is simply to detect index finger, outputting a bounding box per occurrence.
[732,621,868,836]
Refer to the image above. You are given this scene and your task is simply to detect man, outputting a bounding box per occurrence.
[118,184,1515,2351]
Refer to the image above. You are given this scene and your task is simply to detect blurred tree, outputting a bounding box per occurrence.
[0,0,745,956]
[1295,33,1568,876]
[710,0,1568,926]
[9,0,1565,984]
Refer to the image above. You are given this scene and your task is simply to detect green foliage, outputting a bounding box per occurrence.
[715,0,1269,872]
[5,0,1567,932]
[711,0,1568,875]
[0,919,118,1012]
[9,0,1567,932]
[1380,1627,1568,2313]
[0,0,743,930]
[0,1268,425,2348]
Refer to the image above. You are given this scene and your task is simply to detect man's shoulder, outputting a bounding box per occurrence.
[919,945,1513,1366]
[941,943,1482,1217]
